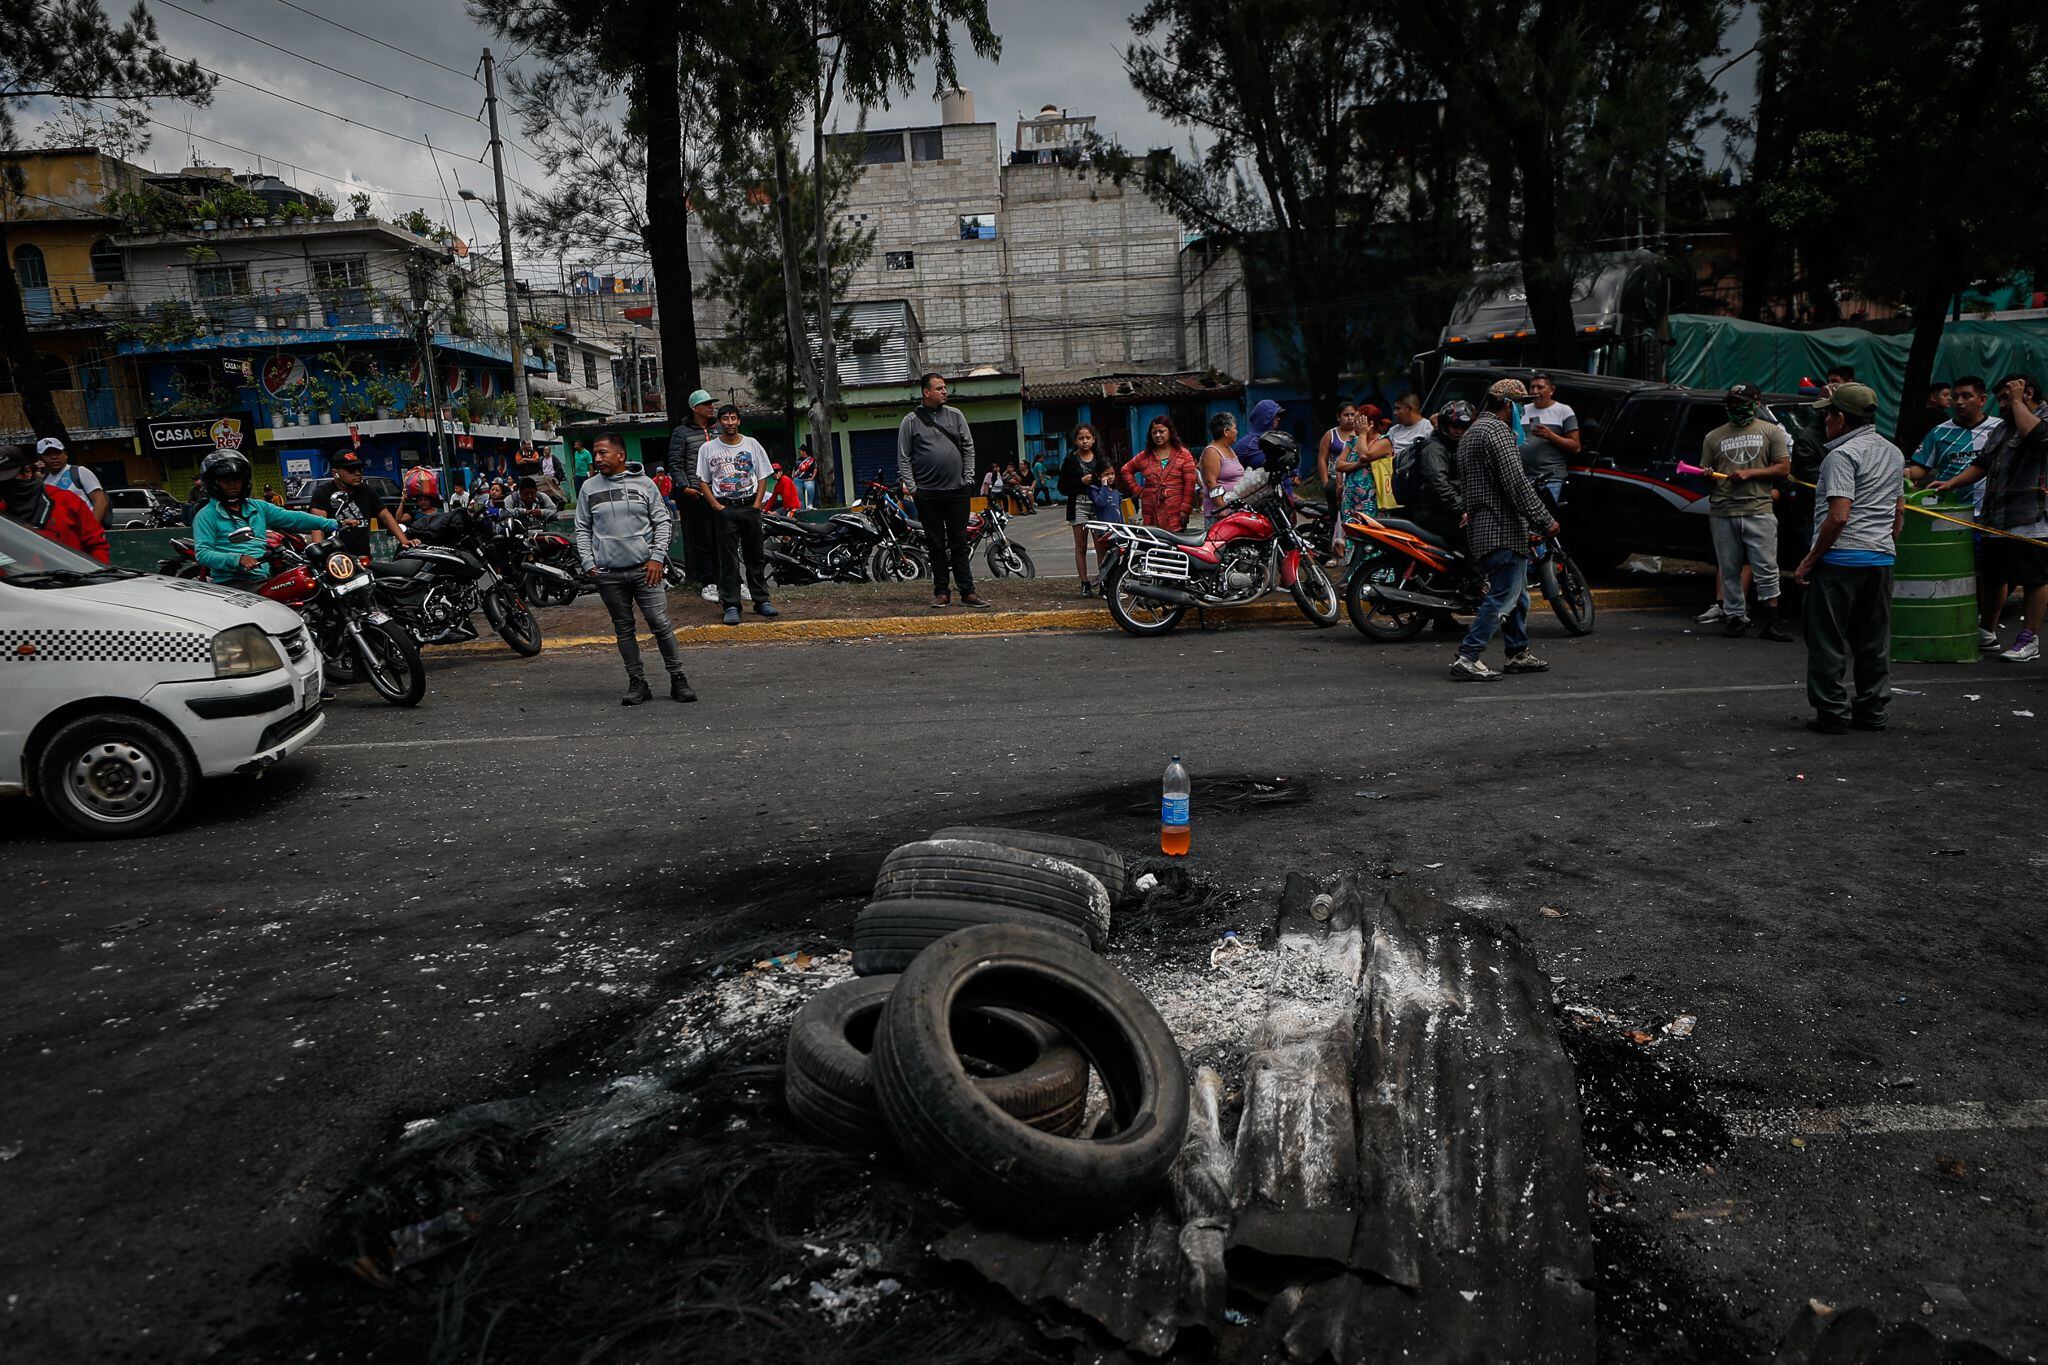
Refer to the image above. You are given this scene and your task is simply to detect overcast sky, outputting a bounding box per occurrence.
[38,0,1759,280]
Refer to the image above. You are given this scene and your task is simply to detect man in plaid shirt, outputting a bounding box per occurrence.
[1449,377,1561,682]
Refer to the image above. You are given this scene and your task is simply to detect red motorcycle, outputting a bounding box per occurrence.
[1097,433,1339,637]
[159,530,427,705]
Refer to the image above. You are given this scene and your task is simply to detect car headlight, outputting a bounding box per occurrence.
[211,624,284,677]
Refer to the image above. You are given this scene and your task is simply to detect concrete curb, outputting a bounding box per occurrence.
[437,583,1700,657]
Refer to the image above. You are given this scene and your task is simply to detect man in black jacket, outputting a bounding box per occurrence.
[664,388,722,597]
[897,371,989,608]
[1410,402,1470,543]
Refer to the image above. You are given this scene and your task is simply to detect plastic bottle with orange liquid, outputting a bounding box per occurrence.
[1161,755,1191,855]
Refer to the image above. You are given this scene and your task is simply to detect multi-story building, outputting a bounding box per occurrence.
[107,172,548,494]
[0,147,151,481]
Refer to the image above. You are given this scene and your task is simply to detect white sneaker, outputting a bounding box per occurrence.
[1447,655,1499,682]
[2001,631,2039,662]
[699,583,719,603]
[739,584,752,603]
[1695,603,1726,624]
[1979,628,2001,651]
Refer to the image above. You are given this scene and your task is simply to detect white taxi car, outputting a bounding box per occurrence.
[0,517,325,837]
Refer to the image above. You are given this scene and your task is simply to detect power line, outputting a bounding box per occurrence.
[264,0,480,82]
[152,0,479,121]
[152,47,449,154]
[125,113,451,200]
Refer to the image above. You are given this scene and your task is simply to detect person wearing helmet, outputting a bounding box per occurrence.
[191,449,338,584]
[1408,402,1471,546]
[1449,378,1560,682]
[0,443,109,562]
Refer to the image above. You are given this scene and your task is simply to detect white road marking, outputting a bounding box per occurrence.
[1457,675,2044,704]
[310,734,594,751]
[1727,1099,2048,1139]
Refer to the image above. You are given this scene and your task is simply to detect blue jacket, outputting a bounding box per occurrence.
[193,499,337,575]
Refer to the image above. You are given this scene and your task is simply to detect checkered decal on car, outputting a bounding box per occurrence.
[1,628,211,664]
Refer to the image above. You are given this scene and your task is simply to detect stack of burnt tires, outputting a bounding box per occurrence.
[784,827,1191,1232]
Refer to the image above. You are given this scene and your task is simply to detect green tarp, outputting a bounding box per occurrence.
[1667,314,2048,436]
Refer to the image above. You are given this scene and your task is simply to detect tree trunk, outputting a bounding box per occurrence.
[771,133,831,501]
[1516,136,1581,370]
[0,216,72,446]
[1897,269,1956,449]
[809,66,842,505]
[639,38,700,416]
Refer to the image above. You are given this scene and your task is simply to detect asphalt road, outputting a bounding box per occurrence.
[5,605,2046,1363]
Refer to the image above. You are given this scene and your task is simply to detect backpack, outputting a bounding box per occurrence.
[1391,439,1427,508]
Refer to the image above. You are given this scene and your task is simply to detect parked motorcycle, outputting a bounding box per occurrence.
[761,505,890,585]
[963,500,1035,578]
[860,482,931,582]
[157,530,426,706]
[376,505,546,657]
[1340,509,1594,642]
[1096,440,1339,637]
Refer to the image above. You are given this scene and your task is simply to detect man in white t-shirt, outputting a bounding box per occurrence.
[1386,392,1433,459]
[696,403,780,625]
[1519,372,1579,507]
[38,437,108,523]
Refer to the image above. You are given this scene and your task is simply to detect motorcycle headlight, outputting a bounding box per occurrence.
[211,624,283,677]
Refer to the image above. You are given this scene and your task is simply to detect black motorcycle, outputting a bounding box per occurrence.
[760,506,886,585]
[376,506,545,656]
[860,481,931,582]
[288,538,429,706]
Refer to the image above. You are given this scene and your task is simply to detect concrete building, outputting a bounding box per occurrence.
[0,148,151,479]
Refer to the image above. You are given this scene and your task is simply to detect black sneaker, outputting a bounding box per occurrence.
[670,675,697,704]
[621,678,653,707]
[1758,616,1793,642]
[1503,651,1550,674]
[1804,716,1848,736]
[1850,715,1886,732]
[1722,616,1750,638]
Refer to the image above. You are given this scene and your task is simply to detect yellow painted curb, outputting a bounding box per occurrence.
[434,584,1699,657]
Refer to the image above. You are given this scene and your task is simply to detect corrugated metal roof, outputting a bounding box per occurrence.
[1023,371,1244,404]
[807,299,919,388]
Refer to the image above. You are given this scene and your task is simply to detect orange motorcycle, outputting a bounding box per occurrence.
[1340,508,1594,642]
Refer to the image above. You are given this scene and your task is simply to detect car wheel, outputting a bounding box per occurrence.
[872,838,1112,946]
[872,922,1190,1232]
[786,975,1089,1151]
[35,712,195,839]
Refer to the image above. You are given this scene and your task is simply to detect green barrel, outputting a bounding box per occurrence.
[1890,490,1978,663]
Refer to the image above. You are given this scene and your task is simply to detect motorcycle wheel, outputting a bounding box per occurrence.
[663,561,690,590]
[352,620,428,706]
[485,585,544,656]
[986,542,1036,579]
[1289,556,1340,627]
[1102,559,1185,637]
[1344,553,1429,642]
[869,544,926,582]
[1540,547,1596,636]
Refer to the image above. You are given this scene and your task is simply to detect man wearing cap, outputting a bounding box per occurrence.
[698,404,780,626]
[1,443,108,562]
[665,389,724,599]
[311,451,414,556]
[38,437,108,523]
[1792,382,1904,733]
[1931,373,2048,661]
[1449,378,1560,681]
[1698,382,1793,640]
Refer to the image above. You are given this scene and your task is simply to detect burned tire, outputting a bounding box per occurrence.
[852,898,1088,976]
[931,825,1129,901]
[873,923,1190,1232]
[785,975,1090,1150]
[874,838,1111,946]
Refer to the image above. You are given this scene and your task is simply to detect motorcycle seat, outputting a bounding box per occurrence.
[765,516,831,538]
[369,557,432,578]
[1140,527,1211,547]
[1371,517,1456,552]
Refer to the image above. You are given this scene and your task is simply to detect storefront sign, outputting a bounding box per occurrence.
[143,411,256,457]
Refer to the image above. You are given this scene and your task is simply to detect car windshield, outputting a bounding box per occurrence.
[0,517,135,586]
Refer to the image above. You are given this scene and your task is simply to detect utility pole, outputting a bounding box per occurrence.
[410,249,453,499]
[481,48,533,448]
[627,332,643,413]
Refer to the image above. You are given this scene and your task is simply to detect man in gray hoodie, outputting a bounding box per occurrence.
[575,432,695,705]
[898,372,989,608]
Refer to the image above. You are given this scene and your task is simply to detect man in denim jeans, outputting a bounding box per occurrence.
[1448,378,1560,682]
[575,431,695,705]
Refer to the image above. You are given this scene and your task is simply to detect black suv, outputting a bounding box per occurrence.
[1421,364,1826,571]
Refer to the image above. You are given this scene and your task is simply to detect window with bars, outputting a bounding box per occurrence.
[583,352,598,389]
[195,262,249,299]
[310,255,367,292]
[553,342,570,377]
[90,238,124,283]
[885,251,915,271]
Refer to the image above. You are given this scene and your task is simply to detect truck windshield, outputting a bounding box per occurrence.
[0,517,131,586]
